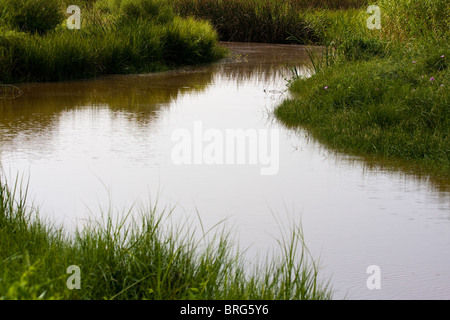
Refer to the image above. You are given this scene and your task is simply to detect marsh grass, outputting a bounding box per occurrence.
[172,0,370,43]
[377,0,449,41]
[0,0,226,83]
[0,177,332,300]
[174,0,312,43]
[0,0,64,35]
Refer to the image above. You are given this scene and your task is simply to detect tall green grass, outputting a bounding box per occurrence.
[172,0,369,43]
[377,0,449,40]
[173,0,312,43]
[0,0,226,83]
[0,0,64,34]
[0,177,332,300]
[95,0,176,24]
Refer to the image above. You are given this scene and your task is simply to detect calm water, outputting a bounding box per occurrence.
[1,43,449,300]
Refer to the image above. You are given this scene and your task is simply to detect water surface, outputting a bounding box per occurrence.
[1,42,449,300]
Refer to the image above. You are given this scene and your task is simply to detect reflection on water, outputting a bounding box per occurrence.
[0,42,449,300]
[0,68,214,132]
[0,84,24,100]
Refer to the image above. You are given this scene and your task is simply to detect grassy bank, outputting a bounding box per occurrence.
[172,0,369,43]
[0,178,332,300]
[275,0,449,176]
[0,0,226,83]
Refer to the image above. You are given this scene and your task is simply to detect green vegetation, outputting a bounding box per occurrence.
[1,0,448,300]
[376,0,448,41]
[274,0,449,176]
[172,0,369,43]
[0,178,332,300]
[0,0,226,83]
[0,0,64,34]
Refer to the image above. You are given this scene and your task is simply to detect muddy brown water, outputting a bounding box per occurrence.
[1,42,449,299]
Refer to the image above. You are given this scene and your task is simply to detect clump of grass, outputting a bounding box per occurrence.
[0,0,64,35]
[0,177,332,300]
[377,0,449,41]
[298,8,369,45]
[95,0,176,24]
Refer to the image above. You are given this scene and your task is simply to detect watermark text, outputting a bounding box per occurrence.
[171,121,280,175]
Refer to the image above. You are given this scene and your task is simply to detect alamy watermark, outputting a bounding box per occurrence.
[67,5,81,30]
[66,265,81,290]
[171,121,280,176]
[367,5,381,30]
[366,265,381,290]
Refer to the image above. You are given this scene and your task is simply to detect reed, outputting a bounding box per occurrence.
[377,0,449,41]
[171,0,369,43]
